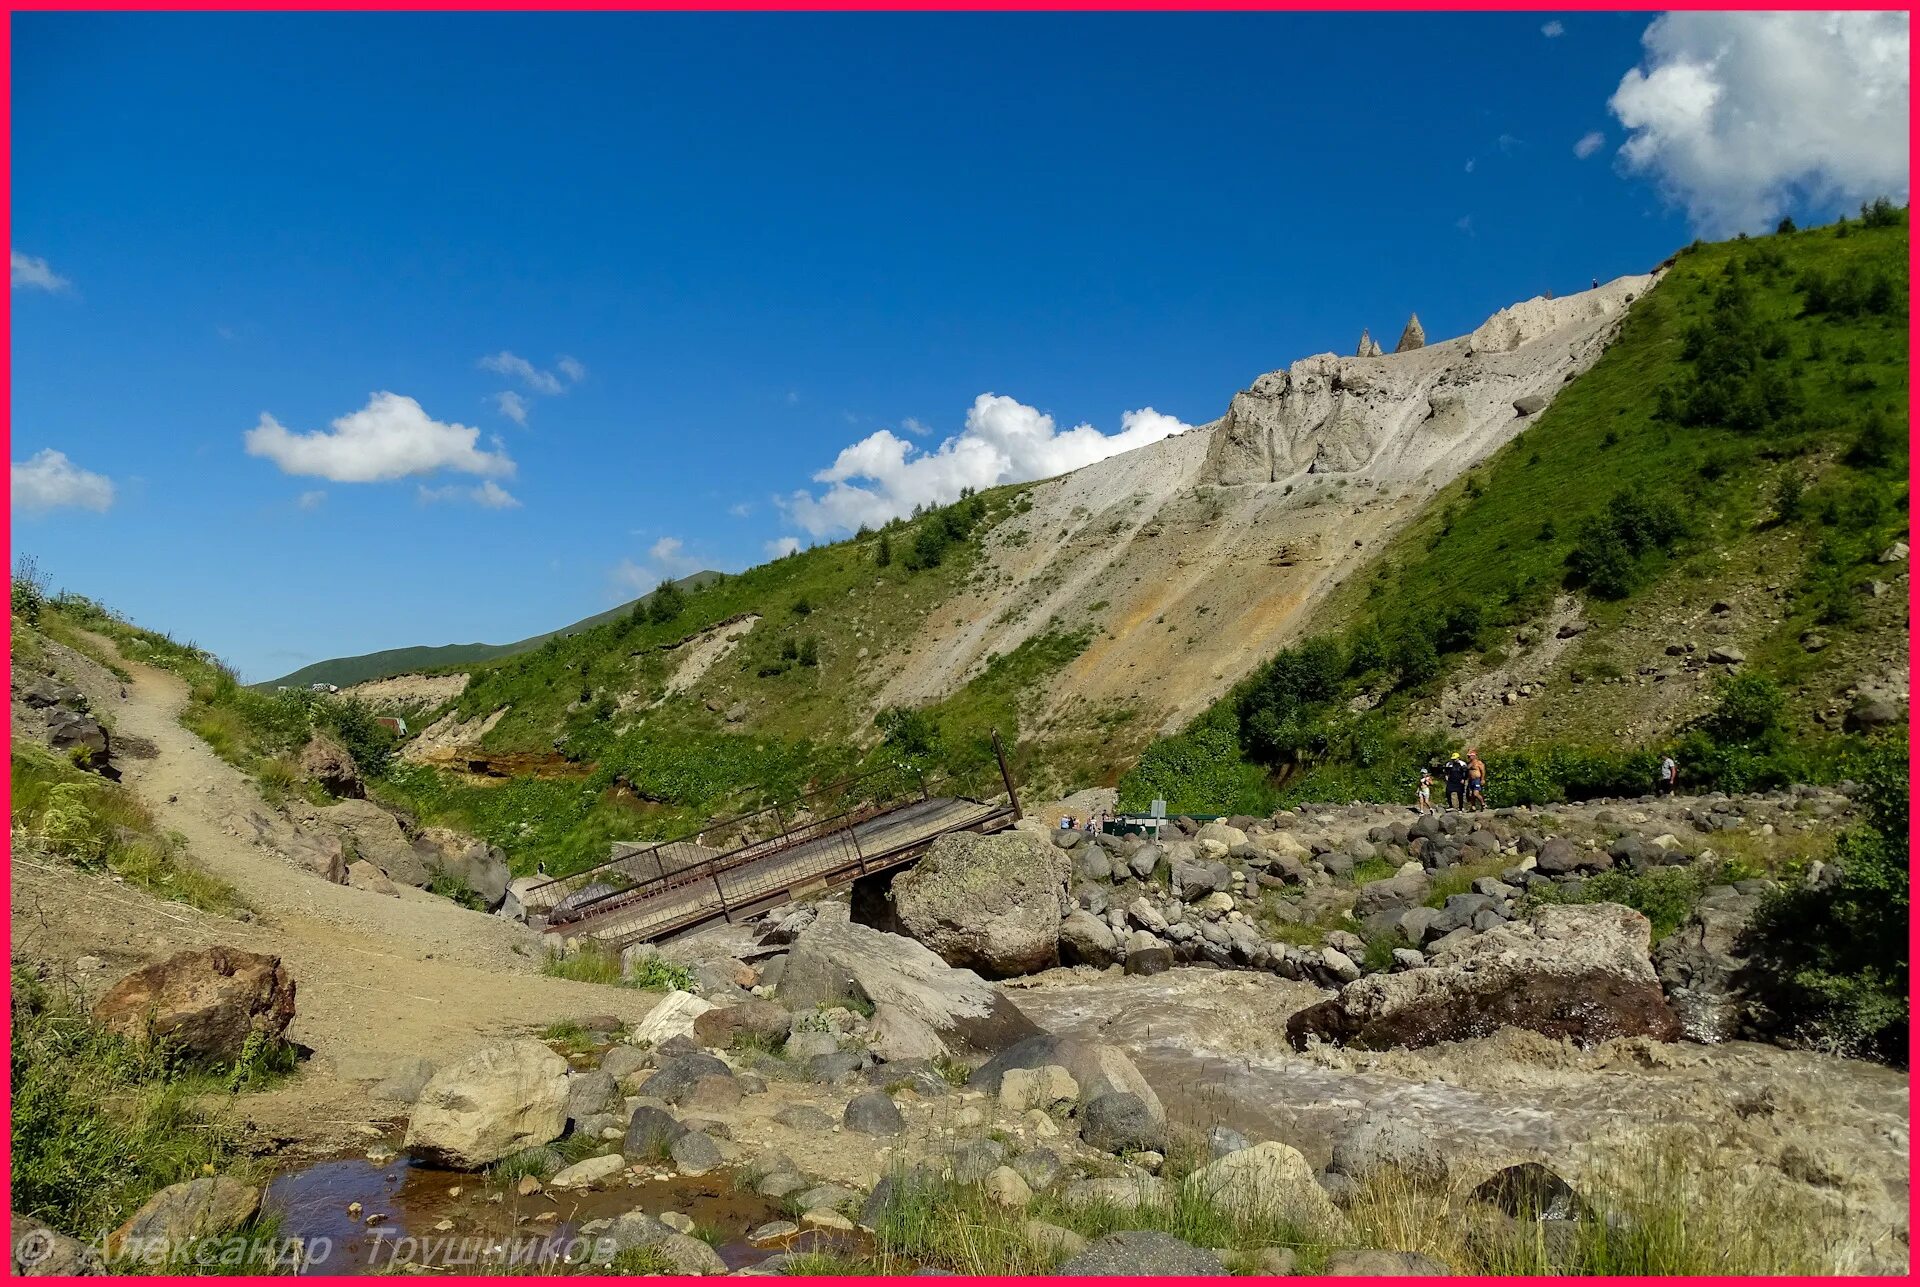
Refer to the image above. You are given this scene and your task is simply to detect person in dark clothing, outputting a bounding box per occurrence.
[1442,753,1469,811]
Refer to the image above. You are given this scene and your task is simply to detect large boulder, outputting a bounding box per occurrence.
[1286,903,1680,1051]
[91,947,295,1064]
[778,920,1039,1055]
[1354,868,1432,918]
[1185,1142,1341,1227]
[1059,1230,1226,1276]
[1058,909,1120,968]
[319,799,433,887]
[413,827,511,909]
[44,708,111,773]
[403,1039,570,1168]
[1653,890,1763,1042]
[107,1177,259,1259]
[691,1000,791,1050]
[891,831,1070,977]
[10,1213,104,1276]
[297,732,363,799]
[968,1034,1163,1121]
[1079,1092,1164,1153]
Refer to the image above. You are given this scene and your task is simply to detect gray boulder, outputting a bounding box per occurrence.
[842,1089,906,1136]
[413,827,510,909]
[1288,903,1680,1051]
[1059,909,1119,967]
[778,920,1039,1055]
[565,1070,622,1122]
[1079,1092,1164,1154]
[968,1034,1163,1121]
[622,1106,686,1159]
[1324,1250,1453,1275]
[639,1052,735,1105]
[1059,1231,1226,1276]
[891,830,1071,977]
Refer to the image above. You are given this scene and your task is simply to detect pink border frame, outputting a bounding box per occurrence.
[2,4,1913,1284]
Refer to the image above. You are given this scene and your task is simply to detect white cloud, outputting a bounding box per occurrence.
[494,391,530,426]
[777,395,1192,539]
[245,391,516,483]
[478,351,565,395]
[557,355,587,384]
[609,535,705,596]
[1573,130,1607,159]
[1455,215,1475,235]
[416,480,522,509]
[727,501,753,519]
[1463,158,1476,174]
[296,489,326,511]
[900,416,933,437]
[12,449,114,514]
[11,251,69,292]
[1609,11,1910,235]
[1542,20,1565,39]
[765,536,802,558]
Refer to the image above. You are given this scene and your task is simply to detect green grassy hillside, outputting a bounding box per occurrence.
[257,571,722,689]
[1123,204,1909,815]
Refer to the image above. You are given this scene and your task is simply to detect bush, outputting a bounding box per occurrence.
[643,578,686,625]
[1745,737,1907,1063]
[1565,489,1686,598]
[11,554,46,623]
[10,971,258,1239]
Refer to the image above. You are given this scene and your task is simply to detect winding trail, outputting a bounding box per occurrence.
[10,632,662,1153]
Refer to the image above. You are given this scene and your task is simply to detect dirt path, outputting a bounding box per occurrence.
[11,633,663,1154]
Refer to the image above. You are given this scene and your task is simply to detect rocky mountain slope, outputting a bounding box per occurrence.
[877,276,1651,732]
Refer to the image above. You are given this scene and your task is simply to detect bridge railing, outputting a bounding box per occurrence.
[522,730,1021,919]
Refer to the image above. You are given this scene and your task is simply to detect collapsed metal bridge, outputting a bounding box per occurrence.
[521,733,1023,946]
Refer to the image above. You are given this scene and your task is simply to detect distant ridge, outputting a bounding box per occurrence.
[258,571,722,690]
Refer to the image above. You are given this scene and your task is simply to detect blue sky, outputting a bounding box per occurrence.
[11,12,1909,680]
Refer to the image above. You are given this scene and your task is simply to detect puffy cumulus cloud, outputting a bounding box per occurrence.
[494,390,530,426]
[779,394,1192,538]
[12,251,69,292]
[417,480,522,509]
[245,392,515,483]
[765,536,802,558]
[12,449,115,514]
[1610,12,1910,235]
[1573,131,1607,160]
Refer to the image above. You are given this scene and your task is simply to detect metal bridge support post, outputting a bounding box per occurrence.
[712,868,731,922]
[992,728,1023,821]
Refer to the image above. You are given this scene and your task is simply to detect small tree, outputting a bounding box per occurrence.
[875,534,893,568]
[644,579,686,624]
[1775,215,1797,235]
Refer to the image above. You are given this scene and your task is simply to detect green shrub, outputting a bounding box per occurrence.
[1744,736,1907,1063]
[9,971,255,1239]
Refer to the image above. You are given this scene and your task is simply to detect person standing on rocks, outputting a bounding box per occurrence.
[1416,767,1433,815]
[1466,750,1487,811]
[1443,752,1468,811]
[1657,751,1678,797]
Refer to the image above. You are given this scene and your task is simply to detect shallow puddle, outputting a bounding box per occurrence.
[263,1146,846,1274]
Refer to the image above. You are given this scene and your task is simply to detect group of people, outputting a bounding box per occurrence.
[1414,748,1681,814]
[1417,749,1487,814]
[1059,810,1111,833]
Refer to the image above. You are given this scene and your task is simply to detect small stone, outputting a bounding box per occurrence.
[749,1220,799,1244]
[801,1208,855,1231]
[658,1212,695,1234]
[515,1175,542,1197]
